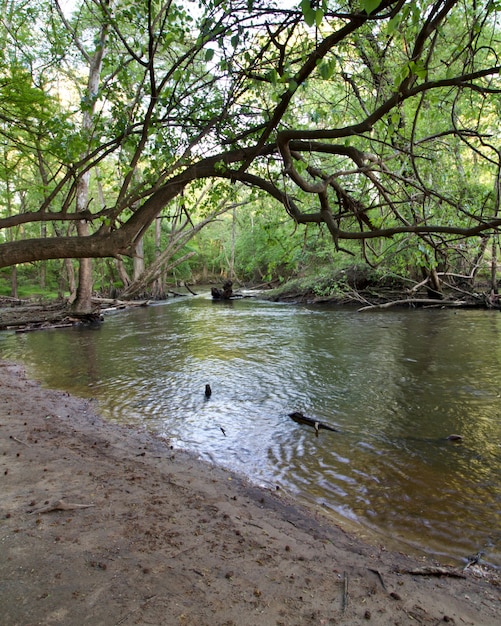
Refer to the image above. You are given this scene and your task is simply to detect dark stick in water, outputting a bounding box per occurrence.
[288,411,340,436]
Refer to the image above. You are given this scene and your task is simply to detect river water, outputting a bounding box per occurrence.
[1,295,500,567]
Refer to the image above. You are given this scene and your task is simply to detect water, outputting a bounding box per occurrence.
[1,295,501,567]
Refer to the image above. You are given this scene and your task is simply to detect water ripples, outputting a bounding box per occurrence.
[1,296,501,567]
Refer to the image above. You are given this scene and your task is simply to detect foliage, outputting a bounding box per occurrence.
[0,0,500,298]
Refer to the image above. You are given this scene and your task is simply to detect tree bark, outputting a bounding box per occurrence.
[72,176,94,313]
[11,265,17,299]
[491,237,498,294]
[71,11,110,314]
[63,258,75,299]
[133,237,145,282]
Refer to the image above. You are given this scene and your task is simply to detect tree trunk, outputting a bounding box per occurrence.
[491,165,501,293]
[72,173,94,312]
[421,266,442,299]
[71,15,110,314]
[491,236,498,293]
[133,237,145,282]
[230,205,236,280]
[153,217,164,297]
[115,257,131,289]
[39,223,47,290]
[62,259,75,299]
[11,265,17,298]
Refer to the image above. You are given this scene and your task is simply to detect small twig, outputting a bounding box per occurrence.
[115,595,158,625]
[463,551,484,570]
[29,499,95,514]
[397,566,465,578]
[342,571,348,612]
[10,435,31,447]
[368,567,387,590]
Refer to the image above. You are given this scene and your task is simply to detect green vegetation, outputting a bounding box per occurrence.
[0,1,500,305]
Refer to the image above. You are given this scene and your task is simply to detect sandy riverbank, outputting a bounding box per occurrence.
[1,360,500,625]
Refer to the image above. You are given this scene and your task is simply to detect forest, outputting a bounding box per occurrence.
[1,0,500,312]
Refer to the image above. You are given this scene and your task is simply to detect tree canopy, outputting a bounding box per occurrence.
[1,0,500,298]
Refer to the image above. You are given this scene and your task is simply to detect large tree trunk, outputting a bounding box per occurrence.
[153,217,164,298]
[72,172,94,312]
[491,165,501,293]
[491,236,498,294]
[71,14,110,314]
[133,237,145,282]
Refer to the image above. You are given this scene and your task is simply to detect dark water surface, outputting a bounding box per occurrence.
[1,296,500,567]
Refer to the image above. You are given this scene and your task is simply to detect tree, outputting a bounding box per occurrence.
[0,0,500,306]
[55,0,112,312]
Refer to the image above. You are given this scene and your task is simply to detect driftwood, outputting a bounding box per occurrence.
[211,280,233,299]
[15,322,75,333]
[0,302,68,330]
[358,298,468,312]
[183,283,198,296]
[357,298,469,312]
[0,297,151,332]
[397,566,466,578]
[168,290,187,297]
[342,571,348,612]
[92,297,150,307]
[288,411,340,436]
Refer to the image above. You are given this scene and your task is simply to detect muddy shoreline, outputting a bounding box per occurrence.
[1,360,500,625]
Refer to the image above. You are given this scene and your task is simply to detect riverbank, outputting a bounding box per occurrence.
[0,266,496,332]
[1,360,500,626]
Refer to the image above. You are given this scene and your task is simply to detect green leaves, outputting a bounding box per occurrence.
[393,59,427,87]
[361,0,383,15]
[300,0,324,28]
[317,58,336,80]
[409,60,427,79]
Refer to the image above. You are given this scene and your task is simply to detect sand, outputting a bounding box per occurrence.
[1,359,500,625]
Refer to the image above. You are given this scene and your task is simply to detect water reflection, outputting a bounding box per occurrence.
[1,296,500,567]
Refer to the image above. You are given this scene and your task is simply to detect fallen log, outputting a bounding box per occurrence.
[15,321,75,333]
[357,298,468,312]
[183,282,198,296]
[92,297,150,307]
[288,411,340,436]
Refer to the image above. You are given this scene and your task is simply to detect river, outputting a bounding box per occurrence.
[1,294,500,568]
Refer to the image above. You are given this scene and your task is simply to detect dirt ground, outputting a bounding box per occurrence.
[1,360,500,626]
